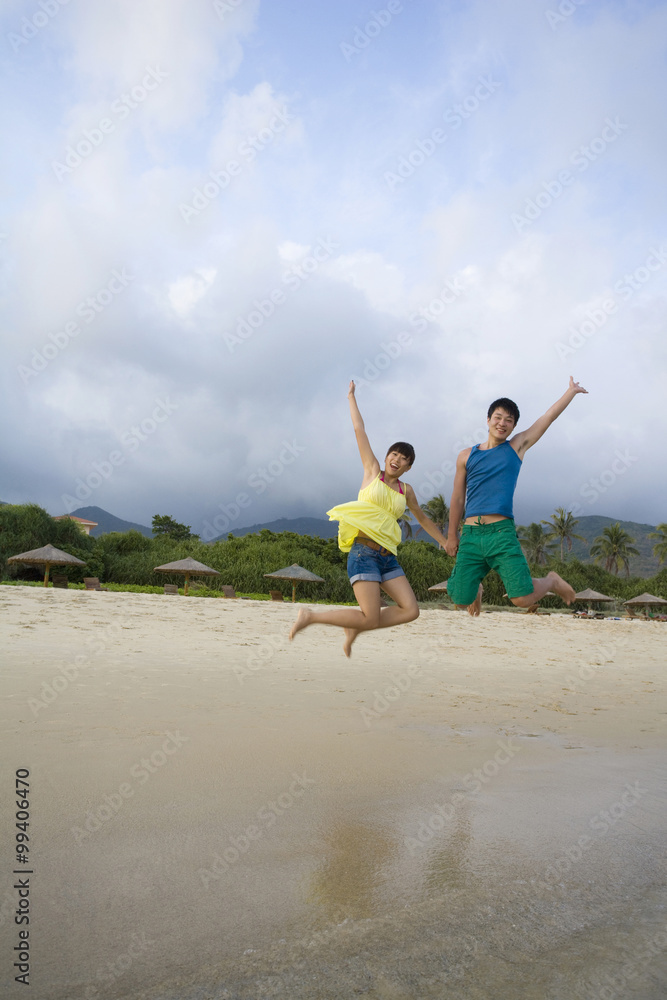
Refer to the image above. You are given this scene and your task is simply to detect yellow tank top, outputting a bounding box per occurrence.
[326,474,407,554]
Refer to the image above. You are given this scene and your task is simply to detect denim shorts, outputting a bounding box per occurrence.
[347,540,405,586]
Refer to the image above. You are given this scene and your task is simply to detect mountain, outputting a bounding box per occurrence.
[70,506,153,538]
[547,515,661,577]
[211,516,338,543]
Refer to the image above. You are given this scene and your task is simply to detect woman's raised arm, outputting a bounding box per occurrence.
[348,380,380,479]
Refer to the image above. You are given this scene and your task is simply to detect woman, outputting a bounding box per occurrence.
[289,381,449,656]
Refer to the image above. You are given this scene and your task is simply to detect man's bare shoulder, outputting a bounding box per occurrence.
[456,446,473,464]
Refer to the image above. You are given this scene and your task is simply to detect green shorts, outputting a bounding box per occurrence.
[447,519,533,606]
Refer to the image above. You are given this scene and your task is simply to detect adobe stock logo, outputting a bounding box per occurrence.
[383,76,501,191]
[60,396,179,512]
[17,268,134,384]
[51,68,168,181]
[340,2,404,62]
[512,117,628,233]
[179,105,295,223]
[7,0,70,54]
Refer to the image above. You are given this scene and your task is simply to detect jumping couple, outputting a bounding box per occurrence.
[289,378,587,655]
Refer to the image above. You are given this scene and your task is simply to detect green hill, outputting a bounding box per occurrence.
[546,515,661,576]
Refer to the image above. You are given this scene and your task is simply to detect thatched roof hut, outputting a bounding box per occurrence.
[574,588,615,611]
[263,564,325,602]
[154,557,220,596]
[8,544,86,587]
[623,593,667,617]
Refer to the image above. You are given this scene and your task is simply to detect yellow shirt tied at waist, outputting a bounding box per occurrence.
[326,473,406,555]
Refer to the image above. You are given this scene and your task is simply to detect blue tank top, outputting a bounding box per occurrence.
[465,442,522,519]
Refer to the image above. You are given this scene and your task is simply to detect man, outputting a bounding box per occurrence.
[445,376,588,615]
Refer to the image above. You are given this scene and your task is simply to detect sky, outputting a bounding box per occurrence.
[1,0,666,538]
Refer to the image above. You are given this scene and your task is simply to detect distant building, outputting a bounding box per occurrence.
[53,515,98,536]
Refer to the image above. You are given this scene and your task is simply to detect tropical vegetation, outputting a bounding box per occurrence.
[590,522,640,576]
[648,523,667,565]
[541,507,584,561]
[418,494,449,535]
[2,504,666,607]
[517,522,556,565]
[151,514,195,540]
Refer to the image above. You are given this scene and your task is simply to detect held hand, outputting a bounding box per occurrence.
[348,380,356,398]
[569,376,588,395]
[444,538,459,558]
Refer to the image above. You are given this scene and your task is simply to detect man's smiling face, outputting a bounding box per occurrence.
[487,407,516,440]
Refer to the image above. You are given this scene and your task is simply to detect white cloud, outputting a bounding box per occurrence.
[0,0,665,531]
[167,268,217,318]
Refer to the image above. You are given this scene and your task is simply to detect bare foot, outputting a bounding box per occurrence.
[343,628,358,658]
[289,607,312,640]
[549,573,576,606]
[467,584,483,617]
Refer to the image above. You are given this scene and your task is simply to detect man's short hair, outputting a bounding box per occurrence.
[386,441,415,466]
[487,398,520,425]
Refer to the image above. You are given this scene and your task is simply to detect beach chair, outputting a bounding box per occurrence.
[163,584,179,595]
[84,578,109,592]
[269,590,284,601]
[221,585,237,598]
[52,574,68,589]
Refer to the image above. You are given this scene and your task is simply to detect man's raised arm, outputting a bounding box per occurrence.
[511,376,588,458]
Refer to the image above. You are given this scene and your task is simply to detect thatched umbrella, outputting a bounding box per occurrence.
[574,588,615,613]
[623,592,667,618]
[8,544,86,587]
[154,557,220,596]
[263,564,325,602]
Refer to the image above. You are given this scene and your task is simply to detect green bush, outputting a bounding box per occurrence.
[2,504,666,606]
[0,504,96,581]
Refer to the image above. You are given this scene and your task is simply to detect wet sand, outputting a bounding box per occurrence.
[1,584,666,999]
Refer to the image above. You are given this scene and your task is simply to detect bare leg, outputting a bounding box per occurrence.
[511,572,576,608]
[289,581,382,646]
[289,577,419,656]
[455,584,483,617]
[344,576,419,655]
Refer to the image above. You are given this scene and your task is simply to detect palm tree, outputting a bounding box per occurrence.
[418,494,449,536]
[517,523,556,565]
[541,507,585,561]
[648,523,667,565]
[590,522,639,576]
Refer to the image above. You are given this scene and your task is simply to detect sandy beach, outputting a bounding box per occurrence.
[1,584,666,999]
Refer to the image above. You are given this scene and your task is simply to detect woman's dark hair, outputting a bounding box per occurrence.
[487,397,520,425]
[386,441,415,466]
